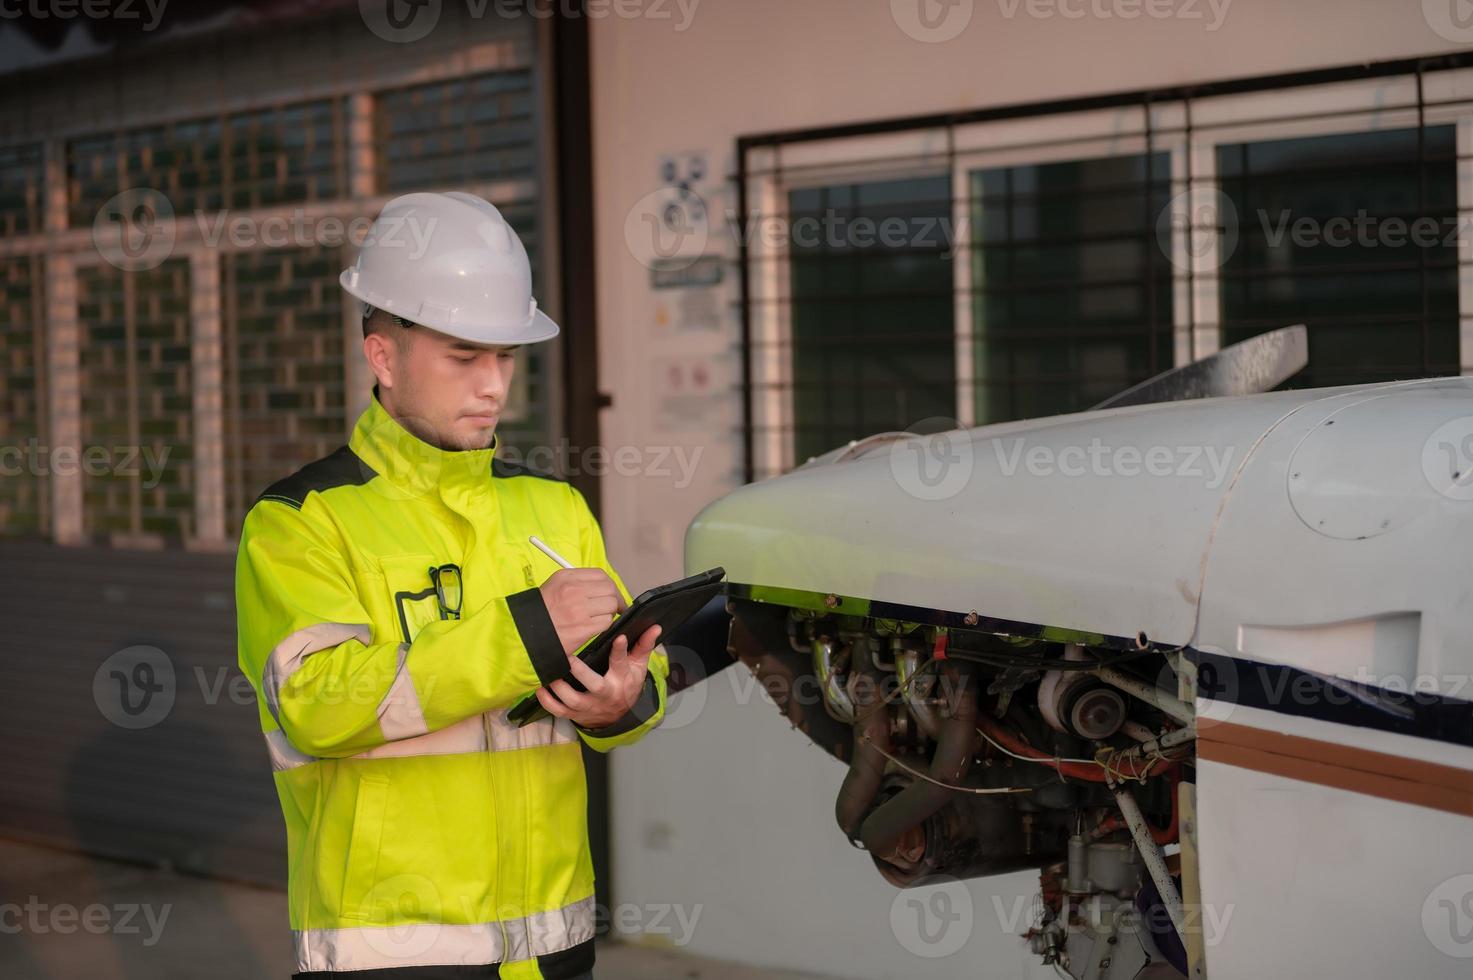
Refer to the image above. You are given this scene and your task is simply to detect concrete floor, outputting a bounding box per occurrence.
[0,839,831,980]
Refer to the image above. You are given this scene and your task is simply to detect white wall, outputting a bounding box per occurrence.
[588,3,1459,976]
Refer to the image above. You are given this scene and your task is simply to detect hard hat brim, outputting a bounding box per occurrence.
[341,268,560,346]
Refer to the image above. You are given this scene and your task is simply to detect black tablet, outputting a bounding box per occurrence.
[508,566,727,727]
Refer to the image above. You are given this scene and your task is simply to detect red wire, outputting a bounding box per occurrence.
[976,714,1177,785]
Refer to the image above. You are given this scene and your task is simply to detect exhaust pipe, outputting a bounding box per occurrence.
[835,636,891,842]
[858,662,979,867]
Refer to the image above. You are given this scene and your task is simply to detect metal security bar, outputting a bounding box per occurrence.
[374,68,552,448]
[0,16,554,547]
[0,256,47,535]
[68,99,347,226]
[224,101,346,210]
[0,142,43,237]
[222,247,347,535]
[737,54,1473,482]
[376,70,537,191]
[76,260,195,547]
[1217,125,1459,386]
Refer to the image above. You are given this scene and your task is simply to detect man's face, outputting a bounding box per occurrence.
[371,324,520,451]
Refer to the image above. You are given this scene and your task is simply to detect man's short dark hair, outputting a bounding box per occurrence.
[362,305,415,341]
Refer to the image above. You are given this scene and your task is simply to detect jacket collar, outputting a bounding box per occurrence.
[348,386,500,501]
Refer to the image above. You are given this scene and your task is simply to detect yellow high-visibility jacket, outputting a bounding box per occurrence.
[235,390,667,978]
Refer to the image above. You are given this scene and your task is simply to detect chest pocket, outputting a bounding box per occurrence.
[378,554,451,645]
[513,531,583,589]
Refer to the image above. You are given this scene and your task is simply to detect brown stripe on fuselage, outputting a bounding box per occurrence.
[1197,719,1473,817]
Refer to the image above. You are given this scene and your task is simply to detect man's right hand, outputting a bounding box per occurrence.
[539,567,627,656]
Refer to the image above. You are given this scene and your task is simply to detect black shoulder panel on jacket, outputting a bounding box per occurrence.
[254,445,377,511]
[491,457,565,482]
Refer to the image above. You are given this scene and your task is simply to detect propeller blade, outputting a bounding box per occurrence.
[1091,324,1308,411]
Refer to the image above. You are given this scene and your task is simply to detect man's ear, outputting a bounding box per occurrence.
[363,332,396,389]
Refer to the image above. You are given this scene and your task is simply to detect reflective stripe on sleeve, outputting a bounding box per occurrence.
[484,709,578,753]
[263,727,318,772]
[377,642,429,740]
[261,622,373,726]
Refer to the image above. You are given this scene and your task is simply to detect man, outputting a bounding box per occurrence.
[236,191,667,980]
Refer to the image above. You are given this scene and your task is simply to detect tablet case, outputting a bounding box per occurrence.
[507,566,727,727]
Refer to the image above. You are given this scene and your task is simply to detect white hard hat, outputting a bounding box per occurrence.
[340,191,559,345]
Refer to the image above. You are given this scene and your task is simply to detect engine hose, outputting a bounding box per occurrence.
[858,663,980,860]
[977,714,1176,783]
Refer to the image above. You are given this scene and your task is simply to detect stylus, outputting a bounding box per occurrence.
[529,536,574,569]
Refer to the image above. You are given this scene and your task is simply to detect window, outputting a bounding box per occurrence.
[0,257,47,536]
[1217,126,1458,386]
[0,142,43,237]
[375,69,554,456]
[788,175,954,463]
[0,32,558,548]
[222,247,347,533]
[68,100,347,226]
[969,153,1171,422]
[376,70,537,191]
[76,260,195,546]
[741,65,1473,479]
[225,101,346,210]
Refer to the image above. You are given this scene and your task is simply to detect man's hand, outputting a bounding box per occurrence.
[539,567,626,656]
[534,624,661,731]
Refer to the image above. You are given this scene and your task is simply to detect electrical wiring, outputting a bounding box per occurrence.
[977,725,1099,768]
[860,736,1033,796]
[977,721,1180,783]
[847,652,1032,795]
[833,641,1184,789]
